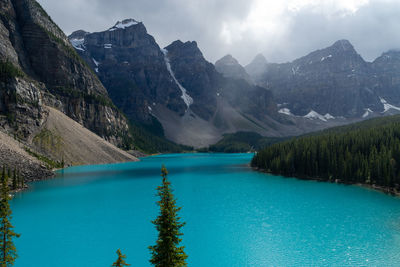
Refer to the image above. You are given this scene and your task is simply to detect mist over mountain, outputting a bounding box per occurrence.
[215,54,252,83]
[250,40,400,120]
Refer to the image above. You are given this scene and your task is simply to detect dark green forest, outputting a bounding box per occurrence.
[129,122,192,154]
[251,115,400,190]
[199,131,287,153]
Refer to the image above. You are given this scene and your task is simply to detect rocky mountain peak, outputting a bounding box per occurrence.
[69,30,90,40]
[165,40,202,57]
[108,18,141,31]
[330,39,356,53]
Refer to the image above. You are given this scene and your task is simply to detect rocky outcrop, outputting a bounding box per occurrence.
[69,19,186,125]
[0,0,132,147]
[0,130,53,182]
[164,40,220,120]
[0,0,138,182]
[371,50,400,104]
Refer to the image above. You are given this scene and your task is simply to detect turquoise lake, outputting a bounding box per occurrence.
[10,153,400,266]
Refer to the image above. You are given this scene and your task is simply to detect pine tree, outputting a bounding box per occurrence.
[149,165,187,267]
[0,166,19,266]
[112,249,130,267]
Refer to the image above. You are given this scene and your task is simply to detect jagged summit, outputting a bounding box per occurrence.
[69,30,90,40]
[108,19,141,31]
[331,39,355,52]
[167,40,199,49]
[165,40,204,59]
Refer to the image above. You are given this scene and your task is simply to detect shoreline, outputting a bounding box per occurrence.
[252,166,400,197]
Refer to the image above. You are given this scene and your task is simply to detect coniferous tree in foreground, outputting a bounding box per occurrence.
[149,165,187,267]
[0,168,19,266]
[112,249,130,267]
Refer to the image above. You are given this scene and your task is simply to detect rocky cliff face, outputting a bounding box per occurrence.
[371,50,400,104]
[69,19,186,125]
[164,41,277,122]
[215,54,252,83]
[0,0,136,182]
[164,40,220,120]
[0,0,131,147]
[69,22,287,147]
[252,40,400,119]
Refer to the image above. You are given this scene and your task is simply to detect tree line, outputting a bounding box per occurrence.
[252,116,400,189]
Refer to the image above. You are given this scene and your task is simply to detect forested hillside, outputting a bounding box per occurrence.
[200,132,286,153]
[251,115,400,191]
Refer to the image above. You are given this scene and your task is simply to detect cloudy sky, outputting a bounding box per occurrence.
[38,0,400,65]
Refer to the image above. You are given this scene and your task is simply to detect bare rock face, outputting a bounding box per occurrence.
[69,23,281,146]
[69,20,186,124]
[371,50,400,104]
[0,0,137,181]
[0,0,132,147]
[164,40,220,120]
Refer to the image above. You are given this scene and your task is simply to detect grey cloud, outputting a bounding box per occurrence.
[38,0,400,65]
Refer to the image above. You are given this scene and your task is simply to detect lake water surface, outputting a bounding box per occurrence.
[11,153,400,266]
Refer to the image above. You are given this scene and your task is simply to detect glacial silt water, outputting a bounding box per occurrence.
[11,153,400,266]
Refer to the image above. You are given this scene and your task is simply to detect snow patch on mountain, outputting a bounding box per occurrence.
[304,110,335,121]
[321,55,332,62]
[362,108,373,118]
[278,108,293,116]
[380,97,400,112]
[162,49,193,108]
[324,113,335,120]
[109,19,139,31]
[92,58,100,73]
[70,38,85,51]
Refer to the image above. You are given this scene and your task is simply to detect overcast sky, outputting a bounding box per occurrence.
[37,0,400,65]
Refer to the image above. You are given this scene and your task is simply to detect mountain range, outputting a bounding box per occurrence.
[247,40,400,120]
[2,0,400,181]
[70,20,377,147]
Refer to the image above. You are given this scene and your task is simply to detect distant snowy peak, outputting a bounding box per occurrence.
[109,19,140,31]
[304,110,335,122]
